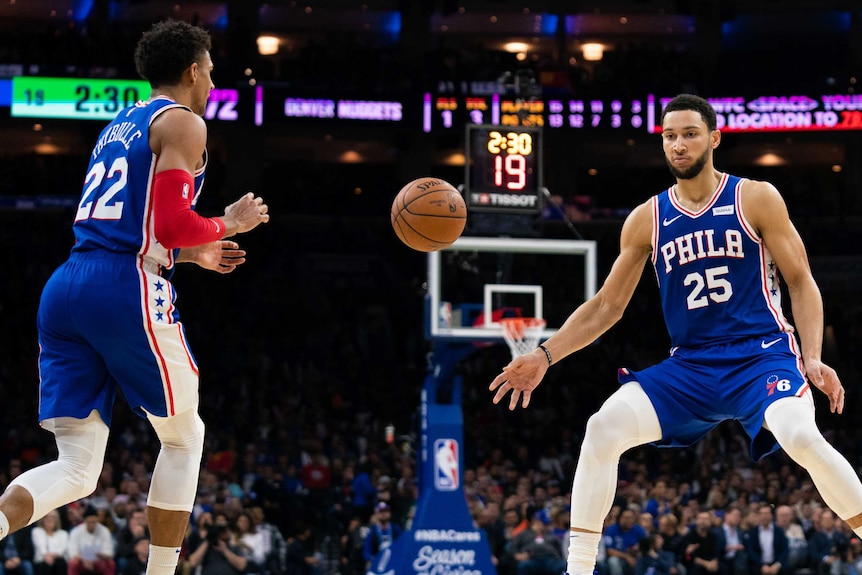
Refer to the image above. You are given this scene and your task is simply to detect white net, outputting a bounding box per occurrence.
[500,317,546,359]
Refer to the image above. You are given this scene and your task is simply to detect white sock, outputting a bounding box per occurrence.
[146,544,181,575]
[567,530,601,575]
[0,510,8,541]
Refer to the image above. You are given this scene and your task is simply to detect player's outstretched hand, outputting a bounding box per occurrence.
[805,358,845,414]
[191,240,246,274]
[489,351,549,410]
[222,192,270,236]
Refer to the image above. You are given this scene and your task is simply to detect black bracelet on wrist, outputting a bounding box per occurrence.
[537,344,553,367]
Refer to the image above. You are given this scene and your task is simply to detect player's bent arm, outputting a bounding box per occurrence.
[539,200,653,363]
[150,108,207,174]
[149,109,227,248]
[743,180,824,362]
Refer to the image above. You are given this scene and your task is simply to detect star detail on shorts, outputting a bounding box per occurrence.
[154,280,164,292]
[155,311,164,322]
[155,297,165,308]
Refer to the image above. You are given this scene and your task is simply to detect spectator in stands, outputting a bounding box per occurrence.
[0,527,34,575]
[362,502,400,568]
[119,538,148,575]
[553,507,572,567]
[476,506,506,567]
[745,505,788,575]
[30,510,67,575]
[350,464,376,524]
[775,505,810,572]
[509,509,566,575]
[683,511,720,575]
[285,522,319,575]
[809,510,849,575]
[248,507,287,575]
[637,534,677,575]
[717,507,748,575]
[843,538,862,575]
[235,511,266,573]
[603,508,648,575]
[645,482,674,525]
[657,514,687,575]
[250,462,287,530]
[186,515,247,575]
[339,517,368,575]
[113,509,148,574]
[300,452,331,496]
[641,513,657,537]
[67,507,115,575]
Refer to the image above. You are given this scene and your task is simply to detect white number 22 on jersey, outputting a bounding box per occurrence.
[75,157,128,221]
[684,265,733,310]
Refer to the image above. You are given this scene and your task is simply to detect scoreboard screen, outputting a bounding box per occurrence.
[465,125,542,214]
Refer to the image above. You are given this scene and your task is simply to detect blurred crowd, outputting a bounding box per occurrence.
[0,197,861,575]
[3,409,862,575]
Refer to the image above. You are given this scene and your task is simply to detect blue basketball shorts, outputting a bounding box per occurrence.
[618,332,809,461]
[37,251,200,426]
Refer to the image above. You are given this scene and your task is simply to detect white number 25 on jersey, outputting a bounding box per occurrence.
[684,265,733,310]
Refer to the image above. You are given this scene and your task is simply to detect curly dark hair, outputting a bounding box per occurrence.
[134,20,211,87]
[660,93,717,131]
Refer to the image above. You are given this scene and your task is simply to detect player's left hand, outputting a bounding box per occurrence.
[489,350,549,410]
[192,240,247,274]
[805,358,844,414]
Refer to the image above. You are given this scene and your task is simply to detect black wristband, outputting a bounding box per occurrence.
[538,344,552,366]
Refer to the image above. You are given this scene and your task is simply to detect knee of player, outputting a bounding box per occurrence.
[774,425,824,458]
[59,457,102,497]
[154,410,205,453]
[583,411,624,450]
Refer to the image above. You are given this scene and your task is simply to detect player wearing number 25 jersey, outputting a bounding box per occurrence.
[0,21,268,572]
[652,172,791,349]
[618,172,807,458]
[491,95,862,575]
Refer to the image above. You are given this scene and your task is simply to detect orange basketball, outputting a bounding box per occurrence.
[391,177,467,252]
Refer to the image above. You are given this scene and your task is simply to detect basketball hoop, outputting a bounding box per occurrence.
[499,317,546,360]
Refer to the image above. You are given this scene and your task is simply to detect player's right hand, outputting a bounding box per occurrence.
[222,192,270,235]
[805,358,845,414]
[489,350,548,410]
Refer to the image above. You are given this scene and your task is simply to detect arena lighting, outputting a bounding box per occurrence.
[339,150,363,163]
[503,41,530,53]
[582,43,604,61]
[256,35,280,56]
[754,152,787,166]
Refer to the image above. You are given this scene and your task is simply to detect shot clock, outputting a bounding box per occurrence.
[464,125,542,214]
[11,77,149,120]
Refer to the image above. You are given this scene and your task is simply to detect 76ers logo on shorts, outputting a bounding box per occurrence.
[433,438,459,491]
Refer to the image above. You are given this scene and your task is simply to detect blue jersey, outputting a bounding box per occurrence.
[37,97,208,426]
[650,172,792,348]
[71,96,207,271]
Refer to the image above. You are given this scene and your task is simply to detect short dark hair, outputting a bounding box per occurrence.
[661,94,717,131]
[134,20,211,87]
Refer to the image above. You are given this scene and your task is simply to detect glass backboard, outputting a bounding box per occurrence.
[426,236,597,341]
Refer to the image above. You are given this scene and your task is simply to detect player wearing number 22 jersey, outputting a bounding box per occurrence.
[73,97,207,268]
[0,21,268,563]
[618,172,808,459]
[38,97,212,427]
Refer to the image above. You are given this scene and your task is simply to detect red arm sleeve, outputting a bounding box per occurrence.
[152,169,225,249]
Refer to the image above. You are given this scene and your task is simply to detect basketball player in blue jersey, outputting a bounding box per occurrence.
[0,20,269,575]
[489,93,862,575]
